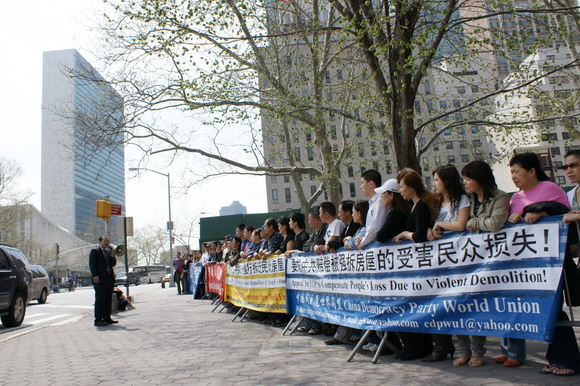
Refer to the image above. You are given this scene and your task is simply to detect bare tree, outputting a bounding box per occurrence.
[130,226,167,265]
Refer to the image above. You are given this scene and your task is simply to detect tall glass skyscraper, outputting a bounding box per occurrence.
[41,49,125,243]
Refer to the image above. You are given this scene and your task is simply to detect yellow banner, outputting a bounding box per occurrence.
[225,254,286,313]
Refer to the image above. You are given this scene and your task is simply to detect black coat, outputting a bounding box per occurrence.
[89,247,116,283]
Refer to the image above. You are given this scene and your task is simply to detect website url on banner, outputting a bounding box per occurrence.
[424,318,539,333]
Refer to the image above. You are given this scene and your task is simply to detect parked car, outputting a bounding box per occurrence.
[115,271,140,286]
[0,244,33,327]
[29,265,50,304]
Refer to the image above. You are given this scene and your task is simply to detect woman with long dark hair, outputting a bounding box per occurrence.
[454,160,510,367]
[422,165,469,362]
[392,170,437,360]
[343,200,369,250]
[428,165,470,240]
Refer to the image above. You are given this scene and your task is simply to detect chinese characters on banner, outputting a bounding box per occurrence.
[286,217,567,342]
[205,264,227,301]
[225,255,287,313]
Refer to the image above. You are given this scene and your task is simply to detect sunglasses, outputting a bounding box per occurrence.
[560,162,580,171]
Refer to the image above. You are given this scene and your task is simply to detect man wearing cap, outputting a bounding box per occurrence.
[356,169,390,249]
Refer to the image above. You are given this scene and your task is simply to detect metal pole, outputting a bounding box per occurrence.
[124,216,130,297]
[168,173,175,287]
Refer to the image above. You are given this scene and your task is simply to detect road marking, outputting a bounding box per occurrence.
[28,314,72,324]
[37,305,93,309]
[50,315,84,326]
[23,313,49,320]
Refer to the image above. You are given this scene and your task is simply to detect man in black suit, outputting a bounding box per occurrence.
[89,235,117,327]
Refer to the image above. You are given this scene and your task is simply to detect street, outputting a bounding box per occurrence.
[1,284,580,385]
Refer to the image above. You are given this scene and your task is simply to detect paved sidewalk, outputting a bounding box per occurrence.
[2,286,580,385]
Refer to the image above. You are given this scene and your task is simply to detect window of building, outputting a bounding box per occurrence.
[349,183,356,198]
[444,129,452,135]
[557,176,566,185]
[311,186,316,196]
[358,143,364,157]
[448,154,456,163]
[285,188,291,203]
[471,127,479,134]
[306,132,312,142]
[435,155,441,166]
[383,141,390,155]
[373,161,379,170]
[473,139,482,147]
[551,147,561,156]
[446,142,454,149]
[425,176,432,188]
[453,100,461,108]
[424,81,431,94]
[457,86,466,94]
[336,69,343,81]
[371,142,377,156]
[415,100,422,114]
[439,101,448,109]
[284,175,290,183]
[330,125,337,140]
[347,166,354,178]
[272,189,279,204]
[541,133,558,142]
[307,146,314,161]
[461,154,469,162]
[271,175,277,184]
[562,132,570,140]
[471,85,479,93]
[386,162,392,174]
[356,125,362,138]
[294,147,301,161]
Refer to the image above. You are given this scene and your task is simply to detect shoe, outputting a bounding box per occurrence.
[422,347,455,362]
[453,355,470,366]
[106,319,119,324]
[94,320,108,327]
[308,328,321,335]
[494,355,508,363]
[553,367,577,376]
[297,326,309,332]
[468,355,485,367]
[325,338,345,345]
[362,343,378,352]
[541,364,559,374]
[503,359,522,367]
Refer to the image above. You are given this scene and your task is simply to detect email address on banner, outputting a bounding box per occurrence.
[424,318,539,333]
[296,306,420,328]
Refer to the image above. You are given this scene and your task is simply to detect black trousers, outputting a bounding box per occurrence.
[94,280,114,322]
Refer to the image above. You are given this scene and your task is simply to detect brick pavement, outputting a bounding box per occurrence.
[2,286,580,385]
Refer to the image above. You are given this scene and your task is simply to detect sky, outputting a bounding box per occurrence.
[0,1,267,247]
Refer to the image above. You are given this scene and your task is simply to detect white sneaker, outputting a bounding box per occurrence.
[362,343,378,352]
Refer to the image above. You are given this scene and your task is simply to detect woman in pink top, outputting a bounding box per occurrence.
[508,153,570,224]
[501,153,570,368]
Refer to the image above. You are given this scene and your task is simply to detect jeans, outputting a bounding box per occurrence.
[456,335,486,357]
[174,272,183,294]
[500,338,526,360]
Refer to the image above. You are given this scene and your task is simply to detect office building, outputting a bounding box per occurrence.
[41,49,125,243]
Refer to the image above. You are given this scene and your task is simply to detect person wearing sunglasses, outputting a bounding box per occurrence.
[541,149,580,377]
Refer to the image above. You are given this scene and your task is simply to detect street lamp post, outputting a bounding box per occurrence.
[129,167,175,287]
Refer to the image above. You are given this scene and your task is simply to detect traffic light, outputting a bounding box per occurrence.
[96,199,112,219]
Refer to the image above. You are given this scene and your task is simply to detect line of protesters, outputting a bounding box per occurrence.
[183,150,580,377]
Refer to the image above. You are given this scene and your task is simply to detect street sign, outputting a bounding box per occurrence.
[111,204,123,215]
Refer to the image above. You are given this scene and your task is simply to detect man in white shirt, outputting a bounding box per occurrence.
[314,201,345,255]
[356,169,390,249]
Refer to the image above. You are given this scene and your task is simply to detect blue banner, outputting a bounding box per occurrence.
[286,217,567,342]
[190,264,204,299]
